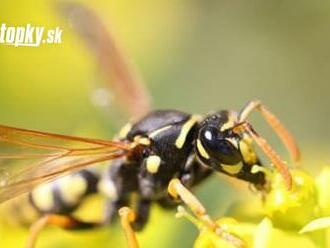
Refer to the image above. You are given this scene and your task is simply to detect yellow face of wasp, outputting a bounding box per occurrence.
[238,134,258,165]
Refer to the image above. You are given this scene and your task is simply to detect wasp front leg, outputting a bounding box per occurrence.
[168,179,245,248]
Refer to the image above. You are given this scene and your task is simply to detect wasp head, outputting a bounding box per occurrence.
[195,111,243,169]
[195,110,270,190]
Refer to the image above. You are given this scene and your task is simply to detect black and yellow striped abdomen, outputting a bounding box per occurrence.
[29,169,99,215]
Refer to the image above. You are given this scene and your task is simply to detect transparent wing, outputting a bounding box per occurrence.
[0,125,131,203]
[57,1,151,119]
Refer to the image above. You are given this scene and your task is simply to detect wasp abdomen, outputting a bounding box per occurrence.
[29,169,99,215]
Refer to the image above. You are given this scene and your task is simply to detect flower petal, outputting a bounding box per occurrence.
[299,217,330,233]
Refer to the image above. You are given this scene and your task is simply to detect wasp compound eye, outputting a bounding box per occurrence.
[196,126,242,169]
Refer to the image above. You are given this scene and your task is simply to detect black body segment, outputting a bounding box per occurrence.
[126,110,191,139]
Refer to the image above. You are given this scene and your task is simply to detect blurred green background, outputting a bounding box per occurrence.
[0,0,330,247]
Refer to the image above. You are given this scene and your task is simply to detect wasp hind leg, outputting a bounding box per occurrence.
[25,214,100,248]
[168,179,245,248]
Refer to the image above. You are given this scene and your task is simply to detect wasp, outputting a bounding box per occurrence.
[0,2,300,248]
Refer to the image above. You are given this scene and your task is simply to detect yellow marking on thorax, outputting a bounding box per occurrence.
[175,115,200,149]
[220,111,237,131]
[221,163,243,175]
[146,155,161,174]
[118,123,132,139]
[148,125,172,138]
[59,175,88,206]
[196,139,210,159]
[31,183,54,211]
[133,135,151,146]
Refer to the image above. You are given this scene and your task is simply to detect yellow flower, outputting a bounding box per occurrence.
[178,167,330,247]
[194,217,316,248]
[263,169,319,230]
[316,166,330,216]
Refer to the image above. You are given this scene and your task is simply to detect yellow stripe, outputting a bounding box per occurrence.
[220,112,237,131]
[98,179,118,199]
[175,115,200,149]
[31,184,54,211]
[148,125,172,138]
[221,163,243,175]
[138,137,151,146]
[196,139,210,159]
[59,175,87,205]
[133,135,151,146]
[118,123,132,139]
[239,138,257,164]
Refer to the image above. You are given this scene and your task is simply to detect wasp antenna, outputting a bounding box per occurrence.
[238,100,300,163]
[241,123,293,190]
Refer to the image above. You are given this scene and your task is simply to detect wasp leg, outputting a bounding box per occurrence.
[104,197,129,224]
[157,196,179,209]
[167,179,245,248]
[238,100,300,162]
[131,198,151,231]
[115,198,149,248]
[25,214,99,248]
[118,207,139,248]
[106,196,150,230]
